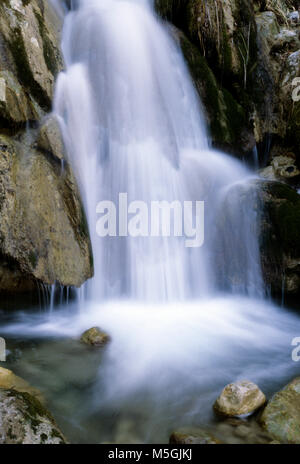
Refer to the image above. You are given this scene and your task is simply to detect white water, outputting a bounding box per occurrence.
[1,0,299,443]
[54,0,263,301]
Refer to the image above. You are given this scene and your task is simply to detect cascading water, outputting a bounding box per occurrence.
[1,0,299,444]
[54,0,262,301]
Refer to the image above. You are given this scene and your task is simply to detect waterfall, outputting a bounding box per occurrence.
[54,0,263,302]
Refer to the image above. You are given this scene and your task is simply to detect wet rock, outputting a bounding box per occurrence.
[174,27,251,156]
[259,377,300,444]
[169,428,221,445]
[0,388,66,444]
[37,115,65,161]
[0,0,63,124]
[257,180,300,296]
[259,153,300,181]
[0,133,93,293]
[214,380,266,417]
[0,367,43,403]
[80,327,110,347]
[215,417,272,444]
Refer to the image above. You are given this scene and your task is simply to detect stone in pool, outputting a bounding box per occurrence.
[80,326,110,346]
[0,367,43,403]
[259,377,300,444]
[214,380,266,417]
[169,428,221,444]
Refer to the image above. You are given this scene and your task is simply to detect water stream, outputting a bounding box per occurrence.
[0,0,299,444]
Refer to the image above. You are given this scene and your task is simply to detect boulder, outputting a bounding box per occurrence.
[214,380,266,417]
[0,133,93,293]
[0,367,43,403]
[0,0,63,124]
[257,180,300,296]
[80,327,110,347]
[259,377,300,444]
[169,428,221,445]
[0,388,66,444]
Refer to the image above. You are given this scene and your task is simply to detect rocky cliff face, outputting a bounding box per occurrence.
[156,0,300,298]
[156,0,300,165]
[0,0,93,298]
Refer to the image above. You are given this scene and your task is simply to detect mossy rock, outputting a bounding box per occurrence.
[0,388,66,444]
[176,29,250,155]
[257,180,300,295]
[80,327,111,347]
[259,378,300,444]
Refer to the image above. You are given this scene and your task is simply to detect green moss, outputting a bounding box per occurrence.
[7,390,65,442]
[179,32,246,149]
[262,182,300,256]
[28,250,38,269]
[34,11,61,77]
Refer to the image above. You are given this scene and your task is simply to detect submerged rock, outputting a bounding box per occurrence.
[0,388,66,444]
[0,367,43,403]
[214,380,266,417]
[215,417,272,444]
[80,327,110,347]
[169,428,221,444]
[259,377,300,444]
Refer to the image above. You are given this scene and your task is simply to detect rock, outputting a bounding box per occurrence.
[257,180,300,296]
[80,327,110,346]
[259,377,300,444]
[174,27,252,157]
[215,417,273,444]
[272,29,300,52]
[214,380,266,417]
[0,0,63,125]
[0,70,41,126]
[288,11,300,26]
[271,155,300,179]
[0,132,93,293]
[37,115,65,161]
[0,388,66,444]
[0,367,43,403]
[156,0,300,166]
[259,154,300,181]
[169,428,221,444]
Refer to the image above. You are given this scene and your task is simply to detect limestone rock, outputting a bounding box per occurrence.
[214,380,266,417]
[259,377,300,444]
[80,327,110,347]
[0,388,66,444]
[0,133,93,292]
[37,115,65,161]
[0,0,63,127]
[259,154,300,181]
[169,428,221,444]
